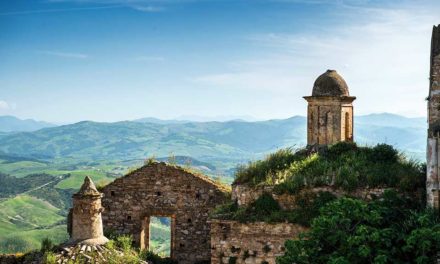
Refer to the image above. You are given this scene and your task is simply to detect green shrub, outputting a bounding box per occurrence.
[211,191,335,226]
[104,228,119,240]
[277,191,438,264]
[40,237,54,253]
[253,193,280,215]
[105,239,116,250]
[140,250,177,264]
[116,235,133,252]
[325,141,358,158]
[371,143,398,163]
[42,251,56,264]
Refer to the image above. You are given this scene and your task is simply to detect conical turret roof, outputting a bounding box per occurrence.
[74,176,101,197]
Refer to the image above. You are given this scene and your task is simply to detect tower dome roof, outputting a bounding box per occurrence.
[312,70,349,97]
[74,176,101,197]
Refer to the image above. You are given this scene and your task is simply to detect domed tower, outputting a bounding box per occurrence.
[68,176,108,245]
[303,70,356,145]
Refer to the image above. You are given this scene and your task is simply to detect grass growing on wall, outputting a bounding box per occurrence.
[211,191,337,226]
[234,142,425,194]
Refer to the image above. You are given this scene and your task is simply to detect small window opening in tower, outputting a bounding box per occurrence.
[149,216,171,257]
[345,112,351,141]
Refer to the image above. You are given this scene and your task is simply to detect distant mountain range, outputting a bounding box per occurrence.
[0,113,427,164]
[0,116,55,132]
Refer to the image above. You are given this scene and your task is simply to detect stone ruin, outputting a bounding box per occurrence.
[68,176,109,246]
[101,162,230,264]
[427,24,440,209]
[304,69,356,145]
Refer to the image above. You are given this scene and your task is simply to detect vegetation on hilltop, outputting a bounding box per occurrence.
[277,191,440,264]
[234,142,425,195]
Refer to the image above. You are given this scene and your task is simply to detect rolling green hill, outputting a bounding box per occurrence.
[0,113,426,166]
[0,195,67,254]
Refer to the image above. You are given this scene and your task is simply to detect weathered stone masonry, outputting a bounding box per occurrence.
[427,24,440,208]
[210,220,306,264]
[304,70,356,146]
[68,176,109,246]
[101,162,229,264]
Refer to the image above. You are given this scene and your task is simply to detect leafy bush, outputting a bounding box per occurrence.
[253,193,280,215]
[370,143,399,163]
[277,191,439,264]
[140,250,178,264]
[116,235,133,252]
[211,191,336,226]
[40,237,54,253]
[42,251,56,264]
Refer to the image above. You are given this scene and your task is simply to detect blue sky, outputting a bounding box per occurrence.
[0,0,439,123]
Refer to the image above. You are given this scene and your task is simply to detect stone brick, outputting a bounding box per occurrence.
[209,220,307,264]
[101,162,229,264]
[427,24,440,208]
[303,70,356,146]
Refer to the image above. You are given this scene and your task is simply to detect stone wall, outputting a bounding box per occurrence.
[101,162,229,264]
[427,24,440,208]
[210,220,307,264]
[232,184,388,210]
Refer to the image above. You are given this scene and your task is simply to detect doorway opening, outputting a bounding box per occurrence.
[149,216,171,257]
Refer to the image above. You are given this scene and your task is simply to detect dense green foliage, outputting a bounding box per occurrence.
[140,250,177,264]
[235,142,425,194]
[40,238,54,253]
[0,173,56,198]
[211,191,336,226]
[277,191,440,264]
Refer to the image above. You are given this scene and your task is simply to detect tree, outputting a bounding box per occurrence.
[277,191,440,264]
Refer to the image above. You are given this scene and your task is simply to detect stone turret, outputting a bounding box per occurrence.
[427,24,440,209]
[303,70,356,145]
[68,176,108,245]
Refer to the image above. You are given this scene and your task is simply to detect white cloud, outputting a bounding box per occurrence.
[191,3,440,117]
[0,100,15,111]
[130,5,163,12]
[39,50,89,59]
[0,101,10,110]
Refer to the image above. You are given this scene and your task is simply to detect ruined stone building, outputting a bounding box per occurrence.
[68,176,109,246]
[304,70,356,145]
[101,162,229,264]
[427,24,440,208]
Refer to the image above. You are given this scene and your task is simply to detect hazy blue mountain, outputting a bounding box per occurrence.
[0,113,427,165]
[0,116,55,132]
[356,113,426,128]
